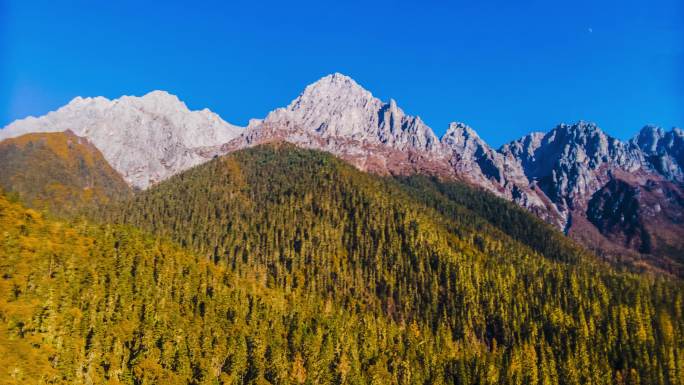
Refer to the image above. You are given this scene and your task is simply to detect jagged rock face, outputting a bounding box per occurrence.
[442,122,505,183]
[229,74,457,179]
[586,179,650,253]
[1,73,682,273]
[499,132,545,172]
[0,91,242,189]
[263,73,440,153]
[583,177,684,274]
[441,122,534,189]
[631,125,684,183]
[439,122,560,224]
[500,122,684,273]
[501,122,645,213]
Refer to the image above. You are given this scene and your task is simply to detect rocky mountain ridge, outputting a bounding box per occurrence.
[631,125,684,183]
[1,73,682,270]
[225,74,562,225]
[0,90,242,189]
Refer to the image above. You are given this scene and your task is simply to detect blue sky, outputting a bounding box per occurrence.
[2,0,682,147]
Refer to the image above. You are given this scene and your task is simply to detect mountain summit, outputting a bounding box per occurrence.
[0,91,243,188]
[1,74,682,271]
[501,121,645,211]
[631,125,684,183]
[263,73,439,152]
[232,74,557,225]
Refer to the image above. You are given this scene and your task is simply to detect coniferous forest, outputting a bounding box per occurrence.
[1,144,683,384]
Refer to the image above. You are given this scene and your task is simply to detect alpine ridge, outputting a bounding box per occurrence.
[0,90,243,189]
[263,73,440,152]
[631,125,684,183]
[3,146,683,383]
[1,73,682,273]
[223,73,557,226]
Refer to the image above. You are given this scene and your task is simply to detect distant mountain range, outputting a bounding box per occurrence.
[1,73,682,273]
[1,76,683,383]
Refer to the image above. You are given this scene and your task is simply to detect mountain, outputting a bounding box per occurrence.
[0,91,243,189]
[264,73,440,152]
[1,142,683,383]
[500,121,645,214]
[0,131,131,215]
[584,177,684,268]
[221,73,453,178]
[93,144,682,384]
[440,122,561,225]
[500,122,684,274]
[631,125,684,183]
[1,74,682,274]
[221,74,557,225]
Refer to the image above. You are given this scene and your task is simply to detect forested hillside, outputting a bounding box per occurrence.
[0,131,132,216]
[0,192,464,384]
[395,175,587,266]
[95,144,684,384]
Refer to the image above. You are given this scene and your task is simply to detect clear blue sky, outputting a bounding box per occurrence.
[2,0,682,147]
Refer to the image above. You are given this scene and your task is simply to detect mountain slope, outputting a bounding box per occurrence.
[1,75,682,274]
[395,175,587,265]
[221,74,455,180]
[0,131,131,215]
[501,122,684,274]
[0,91,243,189]
[98,144,684,384]
[581,177,684,274]
[222,74,556,225]
[0,192,461,384]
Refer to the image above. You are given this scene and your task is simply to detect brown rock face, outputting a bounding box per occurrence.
[2,74,682,275]
[576,176,684,275]
[215,78,683,275]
